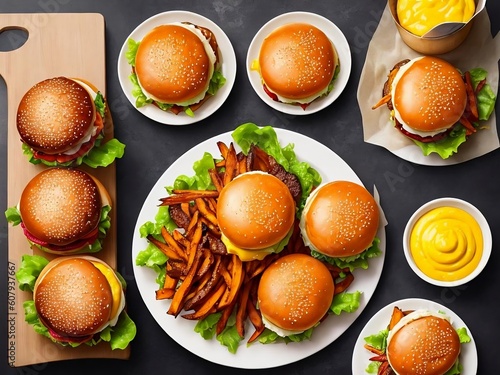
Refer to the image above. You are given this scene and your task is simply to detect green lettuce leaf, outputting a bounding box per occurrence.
[312,237,381,272]
[231,123,322,214]
[456,326,471,344]
[364,328,389,352]
[135,243,168,288]
[168,152,216,192]
[194,312,222,340]
[216,324,243,354]
[330,290,362,315]
[94,91,106,118]
[15,255,49,292]
[100,311,137,350]
[444,360,463,375]
[208,70,226,96]
[83,138,125,168]
[257,327,314,345]
[5,206,21,226]
[126,38,140,66]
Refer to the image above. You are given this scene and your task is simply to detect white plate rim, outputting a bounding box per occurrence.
[131,127,385,369]
[246,11,352,115]
[117,10,237,125]
[352,297,478,375]
[402,197,492,287]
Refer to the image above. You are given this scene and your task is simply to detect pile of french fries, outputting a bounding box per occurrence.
[147,141,355,344]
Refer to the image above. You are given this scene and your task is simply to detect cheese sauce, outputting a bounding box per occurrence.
[397,0,475,36]
[410,206,483,281]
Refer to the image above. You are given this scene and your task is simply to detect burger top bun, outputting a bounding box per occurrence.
[300,180,379,257]
[34,257,113,338]
[19,168,104,246]
[392,56,467,133]
[259,23,337,102]
[17,77,96,154]
[387,310,461,375]
[257,253,334,332]
[217,172,295,250]
[135,24,216,105]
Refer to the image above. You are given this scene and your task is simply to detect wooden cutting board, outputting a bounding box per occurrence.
[0,13,130,366]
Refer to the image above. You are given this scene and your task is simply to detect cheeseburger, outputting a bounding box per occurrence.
[257,253,334,337]
[254,22,339,109]
[18,255,136,349]
[17,76,125,167]
[372,56,496,159]
[127,22,226,116]
[300,180,379,264]
[216,171,295,261]
[387,310,463,375]
[5,168,112,254]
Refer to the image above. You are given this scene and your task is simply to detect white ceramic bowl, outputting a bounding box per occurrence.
[403,197,492,287]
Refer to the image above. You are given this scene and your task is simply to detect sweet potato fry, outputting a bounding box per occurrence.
[161,227,188,261]
[334,272,354,294]
[196,249,215,280]
[223,143,238,186]
[146,235,184,262]
[180,202,191,218]
[217,141,229,159]
[388,306,405,330]
[247,326,265,344]
[156,288,175,300]
[172,229,190,251]
[184,256,222,310]
[182,280,227,320]
[167,245,203,317]
[216,303,235,336]
[218,254,244,309]
[195,198,218,227]
[364,344,385,356]
[186,222,203,271]
[159,190,219,206]
[372,93,392,110]
[246,297,263,332]
[236,281,252,338]
[186,210,200,239]
[209,168,224,193]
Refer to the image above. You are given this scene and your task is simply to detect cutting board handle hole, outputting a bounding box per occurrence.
[0,27,29,52]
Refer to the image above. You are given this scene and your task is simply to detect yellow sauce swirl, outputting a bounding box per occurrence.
[410,206,483,281]
[397,0,476,36]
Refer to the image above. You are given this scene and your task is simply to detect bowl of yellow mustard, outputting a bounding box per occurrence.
[403,197,492,287]
[389,0,483,55]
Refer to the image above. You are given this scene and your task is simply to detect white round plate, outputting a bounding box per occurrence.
[132,127,385,369]
[246,12,352,115]
[117,11,236,125]
[403,197,492,287]
[352,298,478,375]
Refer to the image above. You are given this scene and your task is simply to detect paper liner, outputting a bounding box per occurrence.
[358,4,500,166]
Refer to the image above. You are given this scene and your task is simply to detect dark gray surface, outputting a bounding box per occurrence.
[1,1,499,374]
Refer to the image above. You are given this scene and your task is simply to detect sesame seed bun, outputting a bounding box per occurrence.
[18,168,111,253]
[300,181,379,257]
[257,253,334,332]
[392,56,467,133]
[17,77,97,155]
[33,255,125,343]
[135,23,216,106]
[387,310,461,375]
[259,23,338,103]
[216,172,295,251]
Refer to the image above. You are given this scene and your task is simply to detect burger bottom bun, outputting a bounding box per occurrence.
[257,253,334,332]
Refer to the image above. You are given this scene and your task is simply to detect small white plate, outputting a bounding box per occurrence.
[403,197,492,287]
[352,298,478,374]
[117,10,237,125]
[246,12,351,115]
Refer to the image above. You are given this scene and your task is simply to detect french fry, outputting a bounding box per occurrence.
[180,202,191,218]
[334,272,354,294]
[216,303,235,336]
[161,227,188,261]
[182,280,227,320]
[209,168,224,193]
[218,254,245,309]
[195,198,218,227]
[172,229,190,251]
[167,245,203,317]
[388,306,405,331]
[184,256,222,310]
[235,281,252,338]
[146,235,184,262]
[217,141,229,159]
[223,143,238,186]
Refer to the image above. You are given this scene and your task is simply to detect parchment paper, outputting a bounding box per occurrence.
[358,4,500,166]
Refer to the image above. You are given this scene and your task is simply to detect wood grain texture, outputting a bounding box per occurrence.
[0,13,129,366]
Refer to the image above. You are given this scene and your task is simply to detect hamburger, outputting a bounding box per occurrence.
[372,56,497,159]
[257,253,334,337]
[216,171,296,261]
[254,22,339,110]
[126,22,226,116]
[387,310,463,375]
[17,255,136,349]
[299,180,380,269]
[17,76,125,167]
[5,168,112,254]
